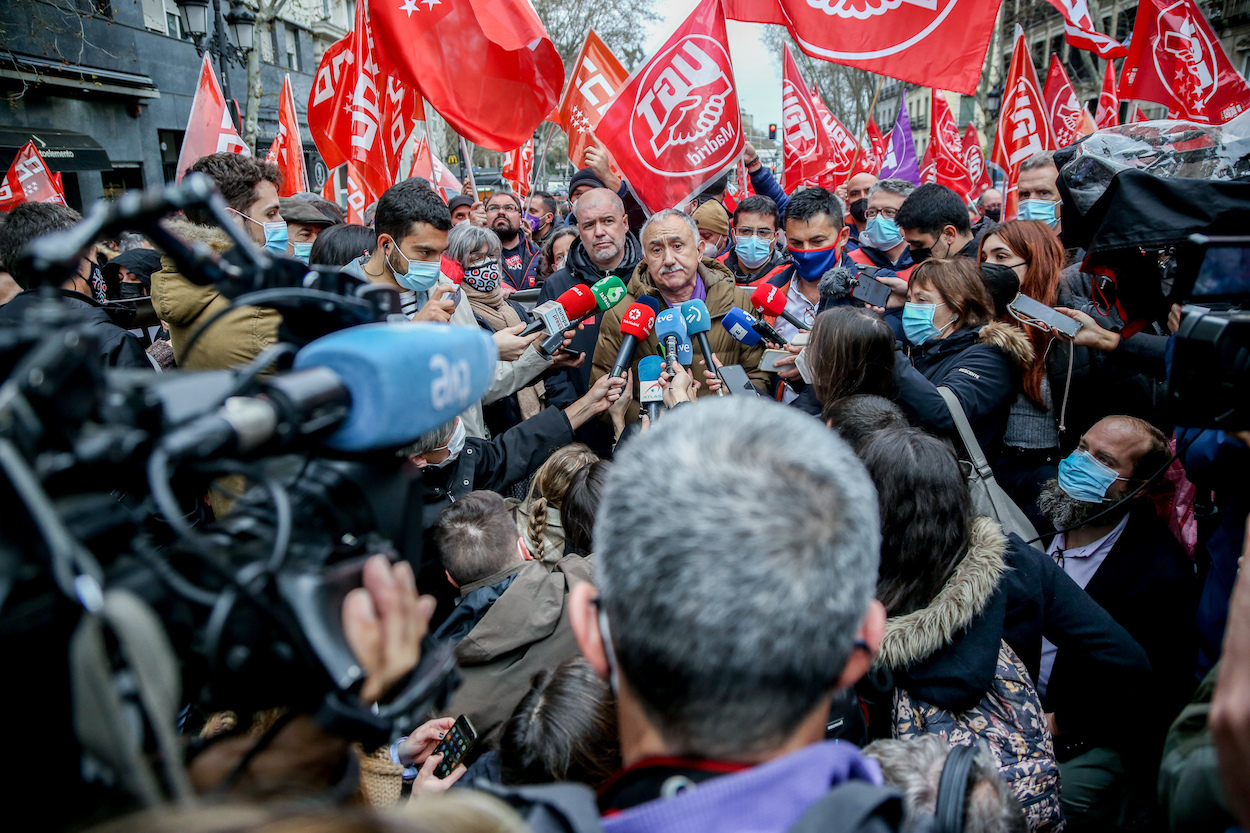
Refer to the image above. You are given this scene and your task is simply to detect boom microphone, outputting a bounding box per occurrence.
[655,308,688,372]
[817,266,857,306]
[610,301,659,379]
[751,283,810,332]
[522,285,597,337]
[638,355,664,423]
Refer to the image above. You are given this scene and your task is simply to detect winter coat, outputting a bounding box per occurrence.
[438,554,593,750]
[472,297,539,437]
[0,288,148,369]
[501,235,541,291]
[591,257,769,420]
[149,220,282,371]
[894,322,1033,454]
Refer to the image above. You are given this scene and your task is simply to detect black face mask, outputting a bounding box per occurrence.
[849,198,868,225]
[911,246,933,264]
[119,282,147,300]
[983,207,1002,222]
[979,263,1020,313]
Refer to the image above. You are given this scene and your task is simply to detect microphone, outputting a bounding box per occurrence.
[610,301,658,378]
[676,332,693,367]
[655,308,688,372]
[751,282,810,332]
[638,355,664,423]
[817,266,857,309]
[522,285,597,337]
[680,299,725,391]
[722,307,764,347]
[538,275,630,355]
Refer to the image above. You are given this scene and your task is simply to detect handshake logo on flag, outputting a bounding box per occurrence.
[806,0,941,20]
[633,36,738,173]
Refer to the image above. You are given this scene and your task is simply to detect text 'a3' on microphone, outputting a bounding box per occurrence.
[522,284,597,337]
[610,300,659,379]
[638,354,664,423]
[655,308,688,373]
[751,282,810,332]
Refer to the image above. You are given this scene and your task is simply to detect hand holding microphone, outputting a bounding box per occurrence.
[722,306,786,347]
[751,283,810,332]
[681,299,725,394]
[655,308,689,374]
[536,275,630,356]
[638,355,665,423]
[523,284,596,337]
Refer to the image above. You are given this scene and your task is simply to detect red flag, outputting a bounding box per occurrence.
[929,90,971,196]
[866,118,887,172]
[503,139,534,200]
[1044,55,1097,147]
[559,29,629,169]
[1131,103,1150,122]
[992,25,1056,220]
[176,55,249,180]
[596,0,743,212]
[723,0,1002,96]
[782,46,837,188]
[725,157,753,213]
[1118,0,1250,124]
[809,90,861,184]
[918,141,937,185]
[0,141,67,211]
[343,162,375,225]
[1045,0,1127,59]
[1096,59,1120,128]
[308,1,417,200]
[266,74,310,196]
[962,123,992,197]
[322,166,340,205]
[409,136,463,200]
[368,0,564,152]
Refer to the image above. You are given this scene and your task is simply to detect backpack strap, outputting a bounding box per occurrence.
[788,781,905,833]
[932,744,978,833]
[936,387,1014,520]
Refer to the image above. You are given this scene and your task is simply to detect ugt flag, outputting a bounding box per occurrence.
[596,0,743,213]
[930,90,971,197]
[992,25,1056,220]
[1046,0,1127,59]
[1044,55,1098,147]
[176,54,249,181]
[0,141,67,211]
[266,74,310,196]
[782,45,838,188]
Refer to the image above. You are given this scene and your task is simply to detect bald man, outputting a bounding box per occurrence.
[840,172,878,251]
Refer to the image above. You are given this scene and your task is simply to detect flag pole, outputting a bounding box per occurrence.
[845,74,885,186]
[458,136,479,197]
[530,122,558,196]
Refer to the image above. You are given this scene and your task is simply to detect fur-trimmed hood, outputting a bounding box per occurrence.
[978,321,1035,370]
[159,218,235,255]
[879,517,1008,669]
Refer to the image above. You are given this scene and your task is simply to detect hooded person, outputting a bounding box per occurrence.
[692,199,731,259]
[101,248,163,299]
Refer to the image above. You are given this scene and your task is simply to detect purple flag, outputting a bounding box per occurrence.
[879,93,920,184]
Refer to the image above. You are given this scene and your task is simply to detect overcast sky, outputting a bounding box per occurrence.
[645,2,783,141]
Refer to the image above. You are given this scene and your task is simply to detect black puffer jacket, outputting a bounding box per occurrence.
[0,288,148,368]
[471,296,535,438]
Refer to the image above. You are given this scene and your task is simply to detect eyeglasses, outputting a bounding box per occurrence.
[486,203,520,214]
[735,228,775,240]
[864,207,898,220]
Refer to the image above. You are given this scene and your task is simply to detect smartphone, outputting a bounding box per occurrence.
[718,364,759,396]
[557,346,581,357]
[1008,293,1081,338]
[851,273,892,307]
[759,348,793,372]
[431,715,477,778]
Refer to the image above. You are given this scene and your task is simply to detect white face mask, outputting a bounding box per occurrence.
[432,418,466,467]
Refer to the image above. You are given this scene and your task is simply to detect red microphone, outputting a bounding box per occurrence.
[751,282,811,332]
[610,302,658,378]
[521,285,597,337]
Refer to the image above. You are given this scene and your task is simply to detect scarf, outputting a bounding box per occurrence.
[464,283,543,419]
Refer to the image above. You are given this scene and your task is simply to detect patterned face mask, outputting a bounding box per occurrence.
[463,258,502,293]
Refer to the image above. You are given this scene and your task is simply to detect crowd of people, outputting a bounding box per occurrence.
[1,134,1249,833]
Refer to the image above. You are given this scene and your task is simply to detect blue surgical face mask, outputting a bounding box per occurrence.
[860,215,904,251]
[788,243,842,282]
[735,235,772,269]
[388,240,442,293]
[1019,199,1059,228]
[233,209,290,256]
[902,301,953,345]
[1058,449,1128,503]
[292,241,313,263]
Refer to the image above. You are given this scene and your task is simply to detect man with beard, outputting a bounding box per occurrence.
[486,192,540,291]
[1035,415,1197,830]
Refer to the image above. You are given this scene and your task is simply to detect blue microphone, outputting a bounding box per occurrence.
[676,332,693,367]
[681,299,724,390]
[722,307,763,347]
[295,322,498,452]
[638,354,664,423]
[655,308,688,372]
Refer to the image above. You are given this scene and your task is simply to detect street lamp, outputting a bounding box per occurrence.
[174,0,254,126]
[226,1,257,53]
[986,86,1004,121]
[174,0,210,38]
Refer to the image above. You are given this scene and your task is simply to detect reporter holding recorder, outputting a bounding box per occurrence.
[591,209,768,418]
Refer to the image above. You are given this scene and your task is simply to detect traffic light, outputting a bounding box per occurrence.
[768,123,777,141]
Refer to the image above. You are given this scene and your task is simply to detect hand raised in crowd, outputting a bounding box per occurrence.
[608,369,635,436]
[397,717,458,769]
[564,373,627,428]
[469,201,488,228]
[413,284,458,323]
[699,354,724,395]
[1055,306,1117,352]
[493,323,543,361]
[659,360,700,406]
[834,182,849,201]
[584,132,622,192]
[342,555,435,705]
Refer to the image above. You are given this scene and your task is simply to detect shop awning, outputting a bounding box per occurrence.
[0,53,160,100]
[0,127,112,172]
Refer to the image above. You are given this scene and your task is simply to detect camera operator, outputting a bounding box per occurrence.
[149,153,284,371]
[0,201,148,368]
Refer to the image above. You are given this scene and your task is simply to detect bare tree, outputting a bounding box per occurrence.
[242,0,292,153]
[760,26,880,135]
[532,0,660,70]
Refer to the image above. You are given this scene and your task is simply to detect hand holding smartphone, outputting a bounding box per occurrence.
[431,715,477,778]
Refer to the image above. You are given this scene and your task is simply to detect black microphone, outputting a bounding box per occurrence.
[818,266,858,306]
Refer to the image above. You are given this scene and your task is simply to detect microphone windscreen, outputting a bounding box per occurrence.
[722,307,763,346]
[557,285,598,319]
[655,308,688,343]
[620,302,658,339]
[590,276,628,311]
[294,322,498,452]
[818,266,857,300]
[680,299,712,335]
[750,282,787,316]
[637,295,663,314]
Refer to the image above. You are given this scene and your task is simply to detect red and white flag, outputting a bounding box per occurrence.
[1046,0,1127,59]
[992,25,1056,220]
[1118,0,1250,124]
[343,162,375,225]
[596,0,743,212]
[368,0,564,152]
[723,0,1002,95]
[308,0,417,201]
[724,156,753,212]
[559,29,629,170]
[962,123,992,197]
[503,139,534,200]
[1043,55,1098,146]
[266,74,310,196]
[809,90,861,184]
[176,55,249,181]
[929,90,972,197]
[866,117,887,173]
[1131,103,1150,122]
[409,136,463,201]
[918,141,937,185]
[0,141,67,211]
[781,47,837,188]
[322,166,340,205]
[1096,59,1121,128]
